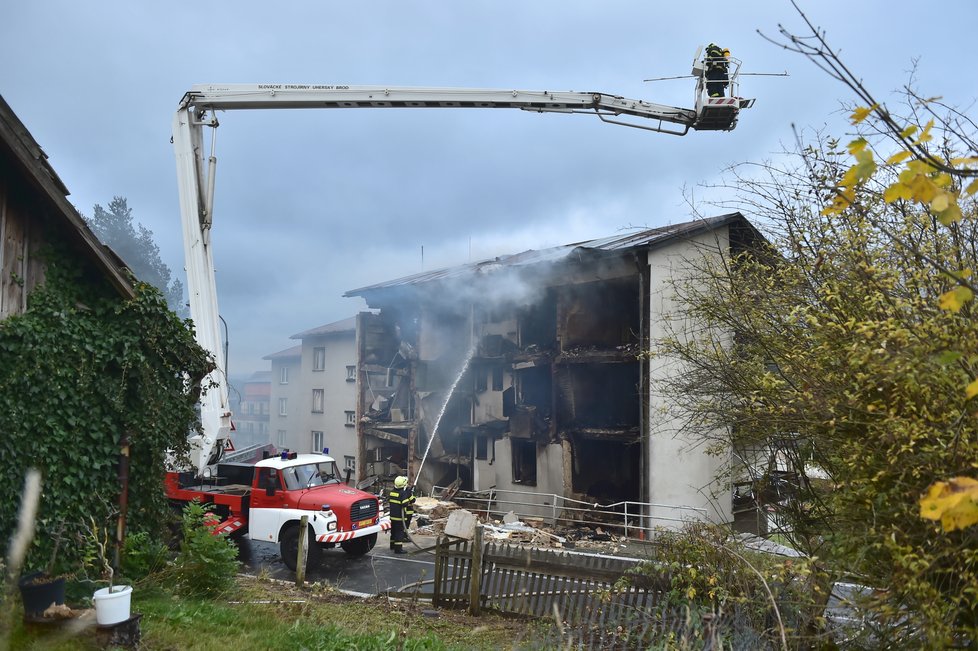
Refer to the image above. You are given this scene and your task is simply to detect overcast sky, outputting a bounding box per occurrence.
[3,1,974,377]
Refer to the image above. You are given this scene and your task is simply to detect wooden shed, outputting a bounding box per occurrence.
[0,93,132,318]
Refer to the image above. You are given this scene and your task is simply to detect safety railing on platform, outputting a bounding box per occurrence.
[429,485,708,538]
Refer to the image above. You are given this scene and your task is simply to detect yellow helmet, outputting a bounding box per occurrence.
[394,476,408,488]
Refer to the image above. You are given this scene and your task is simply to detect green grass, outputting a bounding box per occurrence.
[5,576,553,650]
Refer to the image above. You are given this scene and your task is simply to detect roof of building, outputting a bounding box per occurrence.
[245,370,272,384]
[262,345,302,361]
[0,94,133,298]
[290,315,357,340]
[344,213,753,298]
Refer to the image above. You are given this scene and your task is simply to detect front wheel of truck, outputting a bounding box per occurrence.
[280,523,322,571]
[340,533,377,557]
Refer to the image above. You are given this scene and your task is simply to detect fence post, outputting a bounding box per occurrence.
[295,515,308,587]
[433,535,444,607]
[468,525,483,615]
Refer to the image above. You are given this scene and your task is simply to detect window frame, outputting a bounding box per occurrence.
[511,439,537,486]
[311,388,325,414]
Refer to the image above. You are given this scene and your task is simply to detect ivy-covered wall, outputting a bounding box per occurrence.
[0,226,212,575]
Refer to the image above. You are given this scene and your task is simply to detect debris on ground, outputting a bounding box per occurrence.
[413,496,459,520]
[410,499,639,555]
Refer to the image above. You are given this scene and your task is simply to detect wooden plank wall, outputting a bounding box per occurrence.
[1,174,27,319]
[0,169,47,321]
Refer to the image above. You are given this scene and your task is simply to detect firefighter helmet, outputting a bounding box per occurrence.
[394,476,409,488]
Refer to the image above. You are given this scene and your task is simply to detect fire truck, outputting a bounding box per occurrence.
[165,450,386,570]
[166,48,753,570]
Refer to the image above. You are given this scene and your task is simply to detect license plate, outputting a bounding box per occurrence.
[357,518,374,528]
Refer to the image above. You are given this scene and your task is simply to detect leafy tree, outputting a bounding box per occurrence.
[764,2,978,532]
[647,5,978,645]
[656,102,978,647]
[85,196,187,317]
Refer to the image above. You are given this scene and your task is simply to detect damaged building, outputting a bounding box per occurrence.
[345,214,762,528]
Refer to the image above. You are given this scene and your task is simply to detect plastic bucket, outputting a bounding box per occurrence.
[92,585,132,626]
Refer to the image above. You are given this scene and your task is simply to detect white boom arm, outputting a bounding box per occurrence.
[172,74,753,476]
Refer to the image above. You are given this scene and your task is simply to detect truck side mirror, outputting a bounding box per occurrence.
[264,469,278,496]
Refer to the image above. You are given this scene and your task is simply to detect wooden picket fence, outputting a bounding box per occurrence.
[432,528,660,617]
[393,530,738,649]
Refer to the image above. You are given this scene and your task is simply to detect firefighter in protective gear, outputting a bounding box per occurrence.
[705,43,730,98]
[388,475,415,554]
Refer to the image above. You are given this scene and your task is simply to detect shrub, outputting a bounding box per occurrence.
[121,530,168,581]
[169,501,239,598]
[616,524,827,648]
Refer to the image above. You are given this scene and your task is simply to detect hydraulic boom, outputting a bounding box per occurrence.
[172,57,754,476]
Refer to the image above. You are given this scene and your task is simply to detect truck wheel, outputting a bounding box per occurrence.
[340,533,377,557]
[280,524,322,571]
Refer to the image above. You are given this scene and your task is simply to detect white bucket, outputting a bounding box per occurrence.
[92,585,133,626]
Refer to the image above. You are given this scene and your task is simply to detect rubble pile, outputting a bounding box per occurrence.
[410,496,460,535]
[409,500,636,555]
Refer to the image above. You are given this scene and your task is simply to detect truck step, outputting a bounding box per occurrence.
[211,516,246,536]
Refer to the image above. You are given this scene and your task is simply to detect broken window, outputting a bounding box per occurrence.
[518,288,556,350]
[555,363,639,429]
[559,277,640,350]
[492,365,504,391]
[570,435,640,503]
[517,365,552,418]
[512,439,537,485]
[476,435,488,460]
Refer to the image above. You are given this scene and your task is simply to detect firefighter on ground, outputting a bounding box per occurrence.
[705,43,730,97]
[388,475,416,555]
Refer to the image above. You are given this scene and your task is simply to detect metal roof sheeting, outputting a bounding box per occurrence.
[289,315,357,339]
[345,213,746,297]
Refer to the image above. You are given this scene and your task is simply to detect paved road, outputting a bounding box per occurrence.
[237,532,439,596]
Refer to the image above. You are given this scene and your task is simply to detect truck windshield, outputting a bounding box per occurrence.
[283,461,342,490]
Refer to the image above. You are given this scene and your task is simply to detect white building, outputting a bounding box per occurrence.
[264,345,301,452]
[289,317,359,477]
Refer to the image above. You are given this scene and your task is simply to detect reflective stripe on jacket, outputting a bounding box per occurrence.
[388,487,416,521]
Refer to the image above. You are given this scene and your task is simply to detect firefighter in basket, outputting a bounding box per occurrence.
[705,43,730,98]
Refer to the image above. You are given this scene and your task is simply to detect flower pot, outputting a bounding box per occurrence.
[92,585,132,626]
[18,572,66,618]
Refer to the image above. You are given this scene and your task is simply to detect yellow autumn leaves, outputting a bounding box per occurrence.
[825,105,978,532]
[919,477,978,532]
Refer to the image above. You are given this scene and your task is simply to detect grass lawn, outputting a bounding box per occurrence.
[5,575,554,650]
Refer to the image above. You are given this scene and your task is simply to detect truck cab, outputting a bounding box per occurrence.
[248,452,389,569]
[166,451,390,571]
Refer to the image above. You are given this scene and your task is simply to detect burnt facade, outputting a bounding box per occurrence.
[346,215,759,525]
